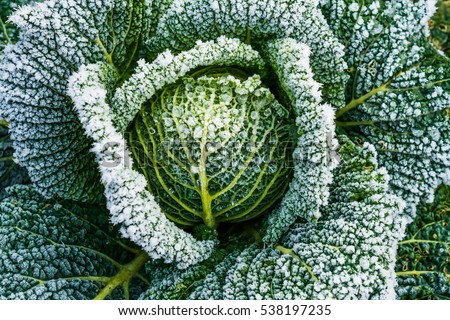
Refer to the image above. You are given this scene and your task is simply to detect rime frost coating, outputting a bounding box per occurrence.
[0,185,148,299]
[262,39,339,243]
[127,73,294,228]
[321,0,450,221]
[146,0,349,107]
[0,0,33,55]
[0,0,448,298]
[67,37,272,268]
[0,0,151,201]
[112,36,267,133]
[141,0,349,242]
[68,62,215,269]
[141,138,405,299]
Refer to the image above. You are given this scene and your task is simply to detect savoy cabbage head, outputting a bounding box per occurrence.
[0,0,449,299]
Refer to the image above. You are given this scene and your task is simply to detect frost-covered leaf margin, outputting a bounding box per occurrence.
[141,137,406,299]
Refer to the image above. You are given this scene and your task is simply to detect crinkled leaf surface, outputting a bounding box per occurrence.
[0,124,29,199]
[147,0,348,108]
[0,185,149,299]
[0,0,154,201]
[0,0,449,301]
[260,38,338,243]
[139,241,246,300]
[396,184,450,299]
[141,137,405,300]
[321,0,450,219]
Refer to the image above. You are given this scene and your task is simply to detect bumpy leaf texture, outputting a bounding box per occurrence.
[67,61,216,269]
[146,0,348,107]
[1,0,346,232]
[0,0,152,201]
[321,0,450,221]
[0,124,29,199]
[141,138,405,299]
[115,0,345,245]
[0,0,449,298]
[1,1,32,198]
[126,73,294,227]
[66,0,347,266]
[0,185,149,299]
[396,184,450,299]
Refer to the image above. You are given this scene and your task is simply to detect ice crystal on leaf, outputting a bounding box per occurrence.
[321,0,450,221]
[0,185,149,299]
[0,0,149,201]
[68,62,215,269]
[126,72,294,229]
[0,0,449,299]
[141,138,405,299]
[396,184,450,299]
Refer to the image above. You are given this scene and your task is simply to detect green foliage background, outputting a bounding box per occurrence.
[431,0,450,55]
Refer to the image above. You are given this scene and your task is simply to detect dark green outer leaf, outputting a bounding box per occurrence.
[140,137,405,300]
[396,184,450,299]
[0,0,151,202]
[321,0,450,219]
[0,124,29,199]
[146,0,348,108]
[0,185,149,299]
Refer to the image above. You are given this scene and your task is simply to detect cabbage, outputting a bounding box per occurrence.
[127,72,294,228]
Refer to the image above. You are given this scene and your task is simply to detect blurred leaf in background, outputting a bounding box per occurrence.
[430,0,450,56]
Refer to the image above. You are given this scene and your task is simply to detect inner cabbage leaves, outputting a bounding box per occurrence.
[126,71,294,229]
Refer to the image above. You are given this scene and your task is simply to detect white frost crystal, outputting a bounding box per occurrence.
[262,39,339,243]
[322,0,450,221]
[0,0,148,201]
[160,138,405,300]
[68,62,215,269]
[126,72,293,228]
[112,37,266,132]
[0,0,448,300]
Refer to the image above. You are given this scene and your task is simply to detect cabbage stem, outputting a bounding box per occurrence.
[93,251,149,300]
[335,81,391,118]
[396,270,438,277]
[0,18,12,44]
[275,245,318,282]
